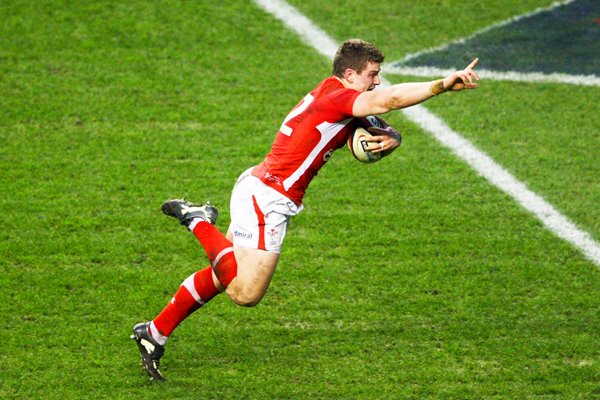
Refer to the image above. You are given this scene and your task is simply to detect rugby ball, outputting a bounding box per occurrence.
[347,126,382,163]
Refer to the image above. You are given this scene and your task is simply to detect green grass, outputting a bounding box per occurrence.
[424,81,600,240]
[1,1,599,399]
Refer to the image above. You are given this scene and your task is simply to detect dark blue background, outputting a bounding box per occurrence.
[395,0,600,75]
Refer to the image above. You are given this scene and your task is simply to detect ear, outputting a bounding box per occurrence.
[343,68,356,83]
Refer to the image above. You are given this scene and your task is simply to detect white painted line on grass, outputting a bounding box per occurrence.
[252,0,338,59]
[253,0,600,266]
[383,66,600,87]
[401,105,600,266]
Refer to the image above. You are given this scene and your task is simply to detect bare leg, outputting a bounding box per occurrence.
[217,230,280,306]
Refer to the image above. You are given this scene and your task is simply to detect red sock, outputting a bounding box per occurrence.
[152,266,219,337]
[192,221,237,287]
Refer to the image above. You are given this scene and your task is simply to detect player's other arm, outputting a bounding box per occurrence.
[352,58,480,117]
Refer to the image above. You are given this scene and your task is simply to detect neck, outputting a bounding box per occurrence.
[334,75,351,88]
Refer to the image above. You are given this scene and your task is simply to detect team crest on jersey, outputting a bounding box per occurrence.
[323,149,334,162]
[264,172,281,185]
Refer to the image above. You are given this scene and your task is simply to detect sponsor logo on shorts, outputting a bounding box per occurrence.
[234,230,253,240]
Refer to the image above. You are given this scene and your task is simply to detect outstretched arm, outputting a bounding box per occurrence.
[352,58,480,117]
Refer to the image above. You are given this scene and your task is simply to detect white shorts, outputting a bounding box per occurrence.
[228,168,303,253]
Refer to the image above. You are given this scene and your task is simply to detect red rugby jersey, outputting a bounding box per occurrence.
[252,76,360,205]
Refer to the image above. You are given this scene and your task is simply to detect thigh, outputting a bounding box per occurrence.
[224,240,280,306]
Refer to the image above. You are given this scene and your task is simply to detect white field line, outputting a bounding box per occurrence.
[401,105,600,266]
[252,0,338,59]
[383,66,600,87]
[252,0,600,266]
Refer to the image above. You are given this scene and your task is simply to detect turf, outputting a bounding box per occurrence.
[1,1,598,399]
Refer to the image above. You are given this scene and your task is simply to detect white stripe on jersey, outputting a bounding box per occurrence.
[283,119,351,191]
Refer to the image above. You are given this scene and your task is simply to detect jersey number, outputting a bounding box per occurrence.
[279,93,314,136]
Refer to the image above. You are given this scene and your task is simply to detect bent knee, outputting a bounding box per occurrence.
[233,297,262,307]
[227,287,264,307]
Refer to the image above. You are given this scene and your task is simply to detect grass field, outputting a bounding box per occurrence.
[1,0,599,399]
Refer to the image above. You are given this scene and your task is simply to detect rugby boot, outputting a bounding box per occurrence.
[161,199,218,227]
[131,322,166,381]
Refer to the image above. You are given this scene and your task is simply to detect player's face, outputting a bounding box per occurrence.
[355,62,382,92]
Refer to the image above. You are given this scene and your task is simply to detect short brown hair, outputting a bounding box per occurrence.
[332,39,385,77]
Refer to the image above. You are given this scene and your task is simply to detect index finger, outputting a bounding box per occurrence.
[466,58,479,70]
[362,135,385,142]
